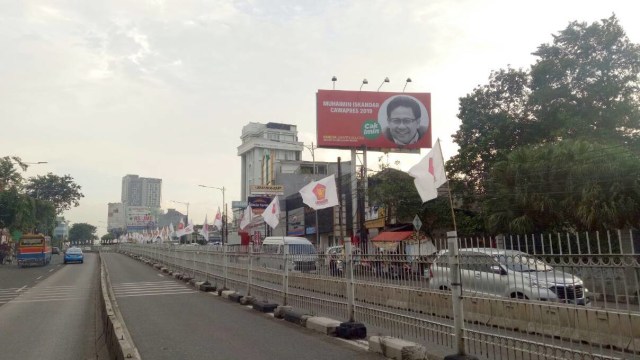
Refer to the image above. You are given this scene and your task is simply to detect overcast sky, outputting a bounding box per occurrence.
[2,0,639,236]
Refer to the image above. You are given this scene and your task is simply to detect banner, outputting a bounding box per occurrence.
[126,206,156,231]
[316,90,431,152]
[248,196,272,216]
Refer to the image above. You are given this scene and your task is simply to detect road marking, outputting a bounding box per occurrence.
[116,291,196,298]
[16,285,27,292]
[49,269,55,272]
[335,337,370,351]
[36,276,43,280]
[157,274,164,277]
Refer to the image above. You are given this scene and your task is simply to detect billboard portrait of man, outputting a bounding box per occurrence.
[316,90,431,152]
[378,95,429,146]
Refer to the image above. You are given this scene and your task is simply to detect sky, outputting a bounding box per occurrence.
[2,0,639,236]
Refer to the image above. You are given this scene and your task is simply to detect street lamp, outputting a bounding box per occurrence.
[331,76,337,90]
[403,77,412,92]
[170,200,190,222]
[198,185,226,244]
[302,143,320,246]
[359,78,368,91]
[377,77,390,91]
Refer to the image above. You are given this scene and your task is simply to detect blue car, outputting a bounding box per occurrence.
[64,247,84,264]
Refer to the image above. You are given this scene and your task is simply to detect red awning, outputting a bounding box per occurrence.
[371,231,414,242]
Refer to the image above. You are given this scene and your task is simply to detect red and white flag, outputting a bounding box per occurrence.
[182,218,194,236]
[200,215,209,241]
[299,174,339,210]
[175,217,186,237]
[213,208,223,230]
[262,195,280,229]
[408,139,447,203]
[239,206,252,230]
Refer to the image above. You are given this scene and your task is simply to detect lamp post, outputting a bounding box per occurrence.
[359,78,368,91]
[403,77,412,92]
[331,76,337,90]
[302,143,320,246]
[198,185,226,244]
[377,77,390,91]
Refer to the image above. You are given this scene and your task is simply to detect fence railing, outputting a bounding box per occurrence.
[118,229,640,360]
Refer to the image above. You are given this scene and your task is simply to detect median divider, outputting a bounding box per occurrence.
[99,253,141,360]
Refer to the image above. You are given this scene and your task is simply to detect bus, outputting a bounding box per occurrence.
[17,233,52,267]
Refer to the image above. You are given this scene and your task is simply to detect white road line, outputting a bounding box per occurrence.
[11,297,84,303]
[157,274,164,277]
[16,285,27,292]
[36,276,43,280]
[335,337,370,351]
[116,291,196,298]
[49,269,54,272]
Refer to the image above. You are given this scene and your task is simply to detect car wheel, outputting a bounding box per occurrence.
[64,261,67,264]
[81,260,83,263]
[511,292,528,299]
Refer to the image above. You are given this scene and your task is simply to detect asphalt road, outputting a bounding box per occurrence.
[101,252,384,360]
[0,252,108,360]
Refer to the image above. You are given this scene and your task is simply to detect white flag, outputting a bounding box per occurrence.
[299,174,340,210]
[408,139,447,203]
[175,217,186,237]
[169,223,175,238]
[213,208,223,230]
[239,206,252,230]
[182,218,195,236]
[200,215,209,241]
[262,195,280,229]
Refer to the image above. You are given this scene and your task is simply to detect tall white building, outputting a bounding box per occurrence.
[237,122,304,200]
[121,174,162,208]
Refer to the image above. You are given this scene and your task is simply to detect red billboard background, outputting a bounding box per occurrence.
[316,90,432,151]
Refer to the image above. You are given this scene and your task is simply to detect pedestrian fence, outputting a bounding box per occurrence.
[118,229,640,360]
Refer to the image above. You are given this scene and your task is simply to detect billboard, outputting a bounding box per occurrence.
[287,208,305,236]
[250,184,284,196]
[126,206,156,231]
[248,196,272,216]
[317,90,431,152]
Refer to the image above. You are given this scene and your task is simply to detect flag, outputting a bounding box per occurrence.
[175,217,186,237]
[239,206,252,230]
[213,208,223,230]
[169,223,175,239]
[299,174,340,210]
[262,195,280,229]
[408,139,447,202]
[201,215,209,241]
[183,218,194,236]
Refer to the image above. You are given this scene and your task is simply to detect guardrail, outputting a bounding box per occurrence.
[118,229,640,360]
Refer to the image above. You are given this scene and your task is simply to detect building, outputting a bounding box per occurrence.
[53,216,69,241]
[237,122,303,200]
[107,203,125,232]
[121,174,162,208]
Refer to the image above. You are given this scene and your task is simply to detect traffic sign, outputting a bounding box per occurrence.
[412,215,422,231]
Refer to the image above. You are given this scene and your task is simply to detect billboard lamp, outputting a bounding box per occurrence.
[377,77,390,92]
[359,78,368,91]
[403,77,412,92]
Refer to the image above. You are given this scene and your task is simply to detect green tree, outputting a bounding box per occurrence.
[0,156,27,191]
[449,15,640,230]
[484,140,640,233]
[0,188,34,232]
[24,173,84,214]
[368,168,423,224]
[69,223,97,245]
[101,233,115,244]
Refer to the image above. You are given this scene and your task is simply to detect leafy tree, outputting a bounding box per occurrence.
[101,233,115,244]
[484,140,640,233]
[0,188,34,231]
[449,15,640,208]
[0,156,27,191]
[69,223,97,245]
[419,197,485,238]
[24,173,84,214]
[368,168,423,225]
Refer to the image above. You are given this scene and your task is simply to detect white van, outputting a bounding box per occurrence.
[259,236,318,272]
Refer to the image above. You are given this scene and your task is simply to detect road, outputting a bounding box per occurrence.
[0,252,108,360]
[101,252,383,360]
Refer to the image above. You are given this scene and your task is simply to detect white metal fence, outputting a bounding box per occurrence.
[118,229,640,360]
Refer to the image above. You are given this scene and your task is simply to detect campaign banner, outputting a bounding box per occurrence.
[287,208,305,236]
[248,196,272,216]
[126,206,155,230]
[316,90,431,151]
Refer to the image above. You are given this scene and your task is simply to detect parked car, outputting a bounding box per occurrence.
[64,247,84,264]
[52,247,60,254]
[325,245,369,276]
[428,248,590,305]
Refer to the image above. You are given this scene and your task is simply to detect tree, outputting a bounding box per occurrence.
[69,223,97,245]
[24,173,84,214]
[368,168,423,225]
[484,140,640,233]
[101,233,115,244]
[449,15,640,228]
[0,156,27,191]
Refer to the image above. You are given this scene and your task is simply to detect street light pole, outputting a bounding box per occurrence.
[302,143,320,247]
[198,185,226,244]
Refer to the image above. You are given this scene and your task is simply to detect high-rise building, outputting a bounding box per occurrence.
[237,122,303,200]
[121,174,162,208]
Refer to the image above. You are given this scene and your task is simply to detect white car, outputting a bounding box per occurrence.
[428,248,590,305]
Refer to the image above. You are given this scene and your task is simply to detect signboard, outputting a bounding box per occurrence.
[412,215,422,231]
[316,90,431,152]
[126,206,155,230]
[231,201,248,209]
[287,208,305,236]
[250,184,284,196]
[248,196,272,216]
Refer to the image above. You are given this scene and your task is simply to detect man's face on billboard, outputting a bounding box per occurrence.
[388,106,419,145]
